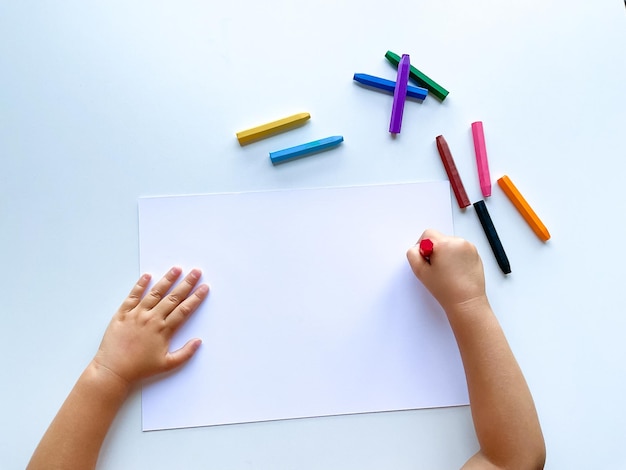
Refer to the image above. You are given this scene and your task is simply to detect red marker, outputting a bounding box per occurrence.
[419,238,434,264]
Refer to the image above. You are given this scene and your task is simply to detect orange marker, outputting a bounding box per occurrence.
[497,175,550,242]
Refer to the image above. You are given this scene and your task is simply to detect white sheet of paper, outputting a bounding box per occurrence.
[139,182,468,431]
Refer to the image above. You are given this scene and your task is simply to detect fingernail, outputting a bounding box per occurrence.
[196,284,209,295]
[170,266,182,276]
[189,268,202,279]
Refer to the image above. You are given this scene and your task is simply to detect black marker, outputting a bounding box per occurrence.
[473,200,511,275]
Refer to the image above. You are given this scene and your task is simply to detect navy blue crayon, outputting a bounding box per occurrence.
[473,200,511,274]
[270,136,344,165]
[353,73,428,101]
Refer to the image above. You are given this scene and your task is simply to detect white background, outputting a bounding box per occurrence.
[1,1,625,468]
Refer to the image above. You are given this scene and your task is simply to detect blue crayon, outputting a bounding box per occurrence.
[353,73,428,100]
[270,136,344,165]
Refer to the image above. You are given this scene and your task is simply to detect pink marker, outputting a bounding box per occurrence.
[389,54,410,134]
[471,121,491,197]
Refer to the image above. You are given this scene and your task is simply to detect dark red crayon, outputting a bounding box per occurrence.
[435,135,471,209]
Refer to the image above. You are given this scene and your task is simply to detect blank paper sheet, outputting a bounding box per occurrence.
[138,182,468,431]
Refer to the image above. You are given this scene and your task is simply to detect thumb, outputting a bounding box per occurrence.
[165,338,202,371]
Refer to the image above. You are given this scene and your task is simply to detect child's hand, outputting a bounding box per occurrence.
[93,267,209,386]
[407,230,487,315]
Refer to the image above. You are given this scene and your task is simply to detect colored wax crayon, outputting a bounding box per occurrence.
[236,112,310,145]
[270,136,344,165]
[474,200,511,274]
[435,135,471,209]
[353,73,428,100]
[471,121,492,198]
[419,238,434,264]
[385,50,449,101]
[389,54,410,134]
[497,175,551,242]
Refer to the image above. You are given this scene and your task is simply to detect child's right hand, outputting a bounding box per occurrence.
[407,229,488,315]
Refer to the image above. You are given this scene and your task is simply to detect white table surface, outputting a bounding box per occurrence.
[1,1,625,468]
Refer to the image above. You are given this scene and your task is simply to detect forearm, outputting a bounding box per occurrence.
[27,361,130,470]
[447,298,545,469]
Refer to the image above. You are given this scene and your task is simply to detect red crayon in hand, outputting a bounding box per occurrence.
[419,238,434,264]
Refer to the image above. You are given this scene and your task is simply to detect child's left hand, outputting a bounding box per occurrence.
[93,267,209,387]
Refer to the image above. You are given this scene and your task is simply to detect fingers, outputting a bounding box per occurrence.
[119,273,152,313]
[409,229,442,267]
[139,267,183,310]
[407,245,427,278]
[164,283,210,332]
[136,266,208,332]
[152,268,204,319]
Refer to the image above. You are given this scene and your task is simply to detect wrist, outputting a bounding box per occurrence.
[82,360,133,400]
[443,295,491,319]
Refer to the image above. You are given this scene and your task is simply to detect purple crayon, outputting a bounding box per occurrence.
[389,54,410,134]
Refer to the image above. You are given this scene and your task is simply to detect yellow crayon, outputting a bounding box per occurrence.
[236,112,311,145]
[497,175,551,242]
